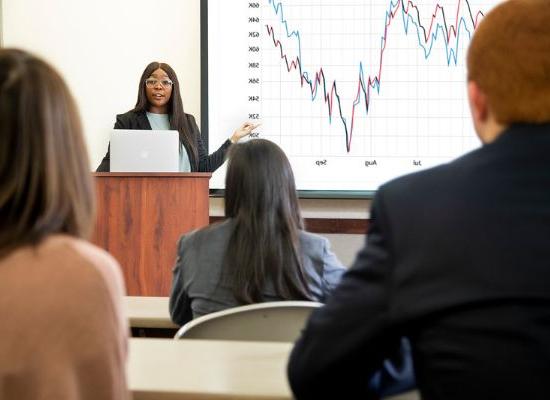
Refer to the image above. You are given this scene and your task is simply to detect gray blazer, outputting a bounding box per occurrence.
[169,219,345,325]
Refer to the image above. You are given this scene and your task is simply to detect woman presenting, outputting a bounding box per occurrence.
[96,61,257,172]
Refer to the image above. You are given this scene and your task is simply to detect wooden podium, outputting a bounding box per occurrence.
[92,173,211,296]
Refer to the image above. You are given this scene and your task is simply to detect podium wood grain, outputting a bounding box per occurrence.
[92,173,211,296]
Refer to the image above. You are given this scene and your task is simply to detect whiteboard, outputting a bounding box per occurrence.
[204,0,500,194]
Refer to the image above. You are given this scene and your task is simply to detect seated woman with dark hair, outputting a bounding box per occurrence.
[0,49,128,399]
[169,139,345,324]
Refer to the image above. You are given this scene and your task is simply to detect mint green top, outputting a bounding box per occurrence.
[146,112,191,172]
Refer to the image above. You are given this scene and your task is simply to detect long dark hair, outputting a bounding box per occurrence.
[223,139,312,304]
[133,62,198,168]
[0,49,95,257]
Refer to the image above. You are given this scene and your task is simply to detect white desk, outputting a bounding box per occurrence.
[124,296,178,329]
[128,338,293,400]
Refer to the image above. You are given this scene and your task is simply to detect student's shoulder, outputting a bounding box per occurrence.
[38,235,125,296]
[297,231,345,272]
[178,219,234,252]
[48,236,121,278]
[377,145,487,203]
[298,230,331,254]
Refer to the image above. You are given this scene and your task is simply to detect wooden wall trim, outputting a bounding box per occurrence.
[209,216,369,235]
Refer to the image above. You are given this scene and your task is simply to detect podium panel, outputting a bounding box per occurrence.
[92,173,211,296]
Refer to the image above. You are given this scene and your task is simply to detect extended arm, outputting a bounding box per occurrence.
[191,116,259,172]
[188,115,232,172]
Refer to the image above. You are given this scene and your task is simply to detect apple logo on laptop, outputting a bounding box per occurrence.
[140,150,150,159]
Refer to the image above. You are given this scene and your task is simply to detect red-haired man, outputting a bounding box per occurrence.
[288,1,550,399]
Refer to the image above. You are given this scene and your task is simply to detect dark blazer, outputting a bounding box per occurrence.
[169,219,346,325]
[288,123,550,400]
[96,110,231,172]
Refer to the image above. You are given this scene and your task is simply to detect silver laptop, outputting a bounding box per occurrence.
[110,130,179,172]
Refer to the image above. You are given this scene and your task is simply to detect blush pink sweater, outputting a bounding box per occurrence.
[0,235,128,400]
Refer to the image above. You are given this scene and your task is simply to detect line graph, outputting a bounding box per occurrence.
[266,0,484,152]
[205,0,499,192]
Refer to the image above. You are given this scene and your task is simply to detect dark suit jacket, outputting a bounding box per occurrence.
[96,110,231,172]
[288,123,550,400]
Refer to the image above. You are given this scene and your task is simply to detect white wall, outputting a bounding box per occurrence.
[2,0,201,169]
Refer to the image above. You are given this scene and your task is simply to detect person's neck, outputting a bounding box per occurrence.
[147,106,168,115]
[478,118,507,144]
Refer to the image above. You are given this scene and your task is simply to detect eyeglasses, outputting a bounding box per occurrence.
[145,78,173,88]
